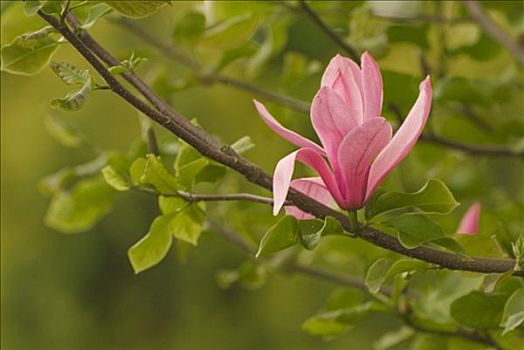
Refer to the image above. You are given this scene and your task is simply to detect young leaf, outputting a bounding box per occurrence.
[231,136,255,154]
[51,76,91,111]
[158,196,186,215]
[369,179,459,218]
[500,288,524,335]
[298,219,324,250]
[168,203,206,246]
[104,1,168,18]
[101,165,130,191]
[303,289,373,338]
[256,215,298,258]
[216,260,267,290]
[50,61,90,85]
[373,326,414,350]
[384,214,445,249]
[44,176,116,233]
[365,258,427,294]
[450,291,507,329]
[128,214,174,274]
[297,216,345,250]
[200,13,259,50]
[1,29,60,76]
[81,3,113,30]
[24,0,43,16]
[134,155,179,193]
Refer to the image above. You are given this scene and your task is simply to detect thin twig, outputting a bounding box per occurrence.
[114,10,521,158]
[462,0,524,67]
[213,223,501,349]
[38,10,524,277]
[111,17,310,114]
[298,0,360,62]
[135,187,285,206]
[421,133,521,158]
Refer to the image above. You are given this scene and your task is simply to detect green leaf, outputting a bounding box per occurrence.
[134,155,179,193]
[434,77,489,107]
[200,13,259,50]
[365,258,427,294]
[44,114,83,147]
[177,158,208,189]
[104,1,168,18]
[256,216,298,257]
[108,65,129,75]
[302,317,349,338]
[38,167,76,196]
[157,196,185,215]
[50,76,91,111]
[169,203,206,246]
[450,291,507,329]
[44,176,116,233]
[298,219,324,250]
[172,11,206,44]
[1,28,60,76]
[128,214,174,273]
[298,216,345,250]
[430,238,467,257]
[129,157,147,185]
[369,179,459,218]
[373,326,414,350]
[50,61,90,85]
[387,24,429,48]
[500,288,524,335]
[81,3,113,30]
[173,135,225,187]
[384,214,445,249]
[230,136,255,154]
[24,0,43,16]
[194,163,227,184]
[303,289,373,338]
[216,260,267,290]
[495,223,520,258]
[101,165,130,191]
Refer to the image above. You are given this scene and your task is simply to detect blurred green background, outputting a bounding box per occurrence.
[2,1,523,349]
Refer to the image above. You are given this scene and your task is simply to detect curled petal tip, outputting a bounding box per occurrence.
[421,75,431,88]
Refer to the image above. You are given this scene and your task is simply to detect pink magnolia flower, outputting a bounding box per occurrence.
[254,52,432,219]
[457,202,481,235]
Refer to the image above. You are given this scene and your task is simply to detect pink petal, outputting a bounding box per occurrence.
[273,148,344,215]
[457,203,481,235]
[361,52,383,121]
[253,100,324,154]
[338,117,392,209]
[311,86,360,188]
[321,54,364,123]
[285,178,334,220]
[366,76,432,202]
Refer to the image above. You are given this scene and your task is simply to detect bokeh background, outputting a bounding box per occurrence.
[2,1,523,349]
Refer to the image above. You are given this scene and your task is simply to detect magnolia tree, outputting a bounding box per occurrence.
[2,1,524,349]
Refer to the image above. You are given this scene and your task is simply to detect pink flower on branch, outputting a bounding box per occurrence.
[254,52,432,218]
[457,202,481,235]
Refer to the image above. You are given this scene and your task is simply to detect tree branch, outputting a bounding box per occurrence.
[462,0,524,67]
[298,0,360,62]
[38,10,523,276]
[212,222,502,349]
